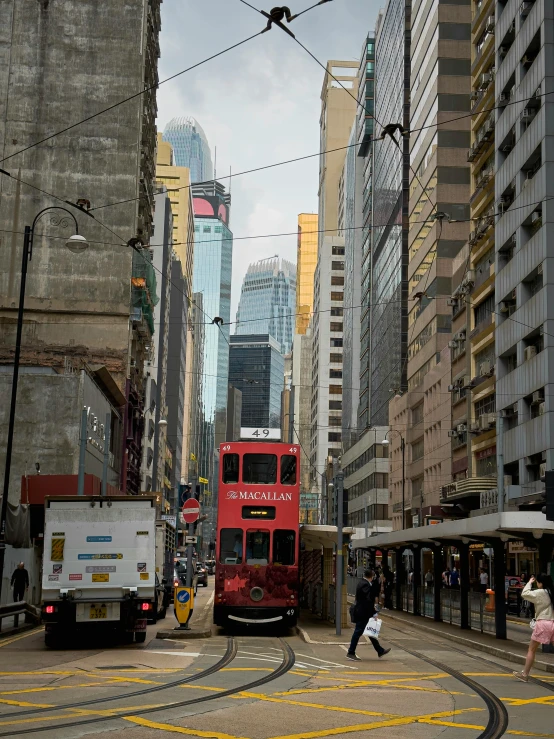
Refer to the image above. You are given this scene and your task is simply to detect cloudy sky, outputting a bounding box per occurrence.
[157,0,378,321]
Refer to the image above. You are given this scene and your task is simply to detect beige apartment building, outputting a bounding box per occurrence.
[296,213,318,334]
[388,0,472,529]
[155,134,196,481]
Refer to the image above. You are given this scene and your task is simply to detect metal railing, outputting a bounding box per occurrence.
[0,601,41,634]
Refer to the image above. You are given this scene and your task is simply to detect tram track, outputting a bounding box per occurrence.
[388,638,509,739]
[0,636,296,737]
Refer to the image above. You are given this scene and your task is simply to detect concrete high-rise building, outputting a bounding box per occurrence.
[370,0,410,429]
[0,0,161,502]
[191,181,233,528]
[235,257,296,355]
[163,117,214,183]
[155,134,196,484]
[291,332,315,518]
[296,214,318,334]
[141,187,172,498]
[318,61,359,253]
[229,335,285,430]
[309,236,346,513]
[389,0,472,529]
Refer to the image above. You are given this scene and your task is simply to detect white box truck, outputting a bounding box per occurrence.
[42,496,157,647]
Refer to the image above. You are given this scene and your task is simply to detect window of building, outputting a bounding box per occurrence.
[280,455,297,485]
[273,530,295,565]
[329,400,342,410]
[331,261,345,270]
[331,276,344,286]
[412,403,424,425]
[328,416,341,426]
[475,394,495,418]
[411,438,424,461]
[332,245,345,255]
[474,292,495,327]
[330,353,343,363]
[329,384,342,394]
[328,432,342,442]
[329,369,343,378]
[203,225,211,233]
[222,453,239,484]
[330,338,343,347]
[475,449,497,477]
[242,454,277,484]
[331,292,344,301]
[330,308,343,316]
[330,322,343,332]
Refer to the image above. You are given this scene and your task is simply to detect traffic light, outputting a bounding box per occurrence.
[179,484,191,504]
[194,484,201,500]
[544,470,554,522]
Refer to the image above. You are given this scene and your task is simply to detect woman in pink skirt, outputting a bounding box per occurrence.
[513,573,554,682]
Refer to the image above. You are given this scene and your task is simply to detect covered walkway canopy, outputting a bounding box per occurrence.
[353,512,554,639]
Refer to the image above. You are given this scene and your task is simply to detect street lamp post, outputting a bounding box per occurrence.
[382,430,406,530]
[0,207,88,603]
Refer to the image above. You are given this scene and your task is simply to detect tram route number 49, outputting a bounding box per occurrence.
[286,609,295,615]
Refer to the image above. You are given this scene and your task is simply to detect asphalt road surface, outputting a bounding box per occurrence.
[0,579,553,739]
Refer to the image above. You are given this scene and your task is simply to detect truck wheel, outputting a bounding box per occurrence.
[135,631,147,644]
[158,607,166,620]
[44,632,58,649]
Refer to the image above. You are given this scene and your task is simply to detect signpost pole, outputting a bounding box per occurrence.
[335,471,344,636]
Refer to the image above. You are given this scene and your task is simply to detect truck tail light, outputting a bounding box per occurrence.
[141,602,152,611]
[45,605,55,614]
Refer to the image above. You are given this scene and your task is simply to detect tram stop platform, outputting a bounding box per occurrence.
[297,606,554,674]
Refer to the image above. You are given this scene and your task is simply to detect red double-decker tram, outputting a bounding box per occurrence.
[214,441,300,628]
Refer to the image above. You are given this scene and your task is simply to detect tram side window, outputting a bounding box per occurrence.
[246,530,270,564]
[280,455,297,485]
[242,454,277,484]
[273,530,296,565]
[220,528,243,564]
[223,453,239,484]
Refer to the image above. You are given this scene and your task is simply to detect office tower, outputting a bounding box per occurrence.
[491,0,551,510]
[191,181,233,528]
[296,214,319,334]
[318,61,359,253]
[228,335,285,429]
[0,0,161,499]
[370,0,410,429]
[162,117,214,183]
[141,187,172,498]
[389,0,472,529]
[342,36,375,451]
[163,116,214,183]
[292,332,317,520]
[357,37,376,432]
[235,257,297,355]
[309,236,346,516]
[155,134,196,483]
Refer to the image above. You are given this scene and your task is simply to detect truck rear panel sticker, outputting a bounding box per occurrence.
[86,536,112,542]
[51,538,65,561]
[85,566,116,573]
[137,563,147,572]
[92,573,110,582]
[69,574,82,581]
[53,564,62,574]
[136,531,149,536]
[48,575,59,582]
[78,554,123,560]
[139,573,150,580]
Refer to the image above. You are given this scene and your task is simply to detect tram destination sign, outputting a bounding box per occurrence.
[240,427,281,440]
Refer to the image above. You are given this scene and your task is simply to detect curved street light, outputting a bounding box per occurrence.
[0,206,88,602]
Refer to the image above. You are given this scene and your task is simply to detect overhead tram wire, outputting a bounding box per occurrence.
[0,31,264,165]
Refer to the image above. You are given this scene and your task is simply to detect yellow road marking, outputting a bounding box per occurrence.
[0,678,154,696]
[0,628,44,648]
[0,697,55,708]
[502,695,554,706]
[237,692,395,717]
[421,719,554,737]
[125,717,251,739]
[0,703,163,727]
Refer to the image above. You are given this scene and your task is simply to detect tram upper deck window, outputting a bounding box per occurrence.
[280,455,297,485]
[242,454,277,484]
[223,453,239,483]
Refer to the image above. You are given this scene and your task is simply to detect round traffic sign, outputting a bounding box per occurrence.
[177,590,190,603]
[182,498,200,523]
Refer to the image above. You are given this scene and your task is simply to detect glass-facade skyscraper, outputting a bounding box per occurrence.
[370,0,410,426]
[163,116,214,183]
[228,335,285,429]
[191,181,232,529]
[235,257,296,355]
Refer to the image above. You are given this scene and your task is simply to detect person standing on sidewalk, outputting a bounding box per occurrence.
[479,568,489,594]
[513,574,554,682]
[10,562,29,603]
[347,569,391,662]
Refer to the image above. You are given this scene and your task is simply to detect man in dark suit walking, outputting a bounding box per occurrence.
[347,568,391,661]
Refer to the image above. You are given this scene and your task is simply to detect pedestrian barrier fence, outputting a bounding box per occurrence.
[0,601,41,634]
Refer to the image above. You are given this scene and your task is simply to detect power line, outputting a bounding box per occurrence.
[0,31,263,165]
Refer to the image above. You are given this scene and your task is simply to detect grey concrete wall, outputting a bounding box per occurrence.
[0,0,160,390]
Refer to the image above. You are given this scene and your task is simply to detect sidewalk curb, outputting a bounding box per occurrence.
[0,622,40,642]
[157,627,212,639]
[382,611,554,674]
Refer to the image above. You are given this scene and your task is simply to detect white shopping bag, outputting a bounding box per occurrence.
[363,616,382,638]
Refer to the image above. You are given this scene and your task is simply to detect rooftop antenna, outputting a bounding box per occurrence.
[213,146,217,190]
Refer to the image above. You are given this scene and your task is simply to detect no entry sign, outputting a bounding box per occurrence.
[182,498,200,524]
